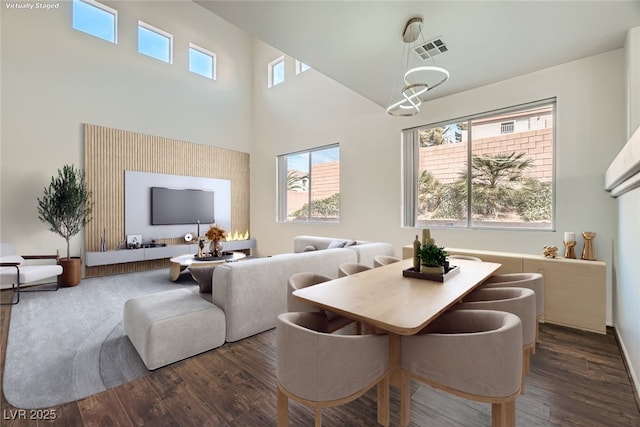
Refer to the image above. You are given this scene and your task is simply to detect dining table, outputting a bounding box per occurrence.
[293,257,502,386]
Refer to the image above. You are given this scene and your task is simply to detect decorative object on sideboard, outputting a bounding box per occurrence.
[126,234,142,249]
[581,231,597,260]
[100,229,106,252]
[563,231,576,259]
[37,164,93,287]
[542,245,558,258]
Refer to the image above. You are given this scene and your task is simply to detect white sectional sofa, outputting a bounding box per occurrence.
[124,236,395,368]
[292,235,395,267]
[213,236,394,341]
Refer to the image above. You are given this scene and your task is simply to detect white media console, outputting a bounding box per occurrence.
[86,239,256,267]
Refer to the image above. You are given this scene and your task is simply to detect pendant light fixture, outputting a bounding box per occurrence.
[387,17,450,117]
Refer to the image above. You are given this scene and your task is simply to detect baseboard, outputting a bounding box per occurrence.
[615,327,640,410]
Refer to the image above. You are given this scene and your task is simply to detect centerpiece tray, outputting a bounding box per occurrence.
[194,252,234,261]
[402,265,460,282]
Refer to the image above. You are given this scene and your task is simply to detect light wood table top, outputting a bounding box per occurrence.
[293,258,502,336]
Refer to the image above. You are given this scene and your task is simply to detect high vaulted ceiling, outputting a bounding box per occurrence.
[196,1,640,110]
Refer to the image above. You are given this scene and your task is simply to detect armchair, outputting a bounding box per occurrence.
[0,243,63,305]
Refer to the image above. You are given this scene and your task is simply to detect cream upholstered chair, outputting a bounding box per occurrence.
[337,262,372,334]
[338,262,371,277]
[276,312,390,427]
[454,287,536,390]
[373,255,401,267]
[482,272,544,347]
[0,242,62,305]
[287,272,354,333]
[448,254,483,262]
[400,310,522,427]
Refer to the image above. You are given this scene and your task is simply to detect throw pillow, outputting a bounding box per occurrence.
[344,240,358,247]
[327,240,347,249]
[303,245,316,252]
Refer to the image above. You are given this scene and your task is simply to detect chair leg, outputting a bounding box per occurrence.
[377,375,390,426]
[314,408,322,427]
[1,266,20,306]
[0,284,19,305]
[277,387,288,427]
[492,400,516,427]
[400,373,411,427]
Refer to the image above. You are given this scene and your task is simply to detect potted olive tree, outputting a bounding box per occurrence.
[37,164,93,286]
[417,244,448,275]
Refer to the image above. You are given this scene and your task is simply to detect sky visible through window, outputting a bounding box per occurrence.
[288,146,339,172]
[273,59,285,86]
[138,24,170,63]
[72,0,116,43]
[189,47,214,79]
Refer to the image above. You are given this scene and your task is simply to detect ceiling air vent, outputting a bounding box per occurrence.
[412,37,448,61]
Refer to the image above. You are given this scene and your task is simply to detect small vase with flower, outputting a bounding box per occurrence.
[205,225,226,257]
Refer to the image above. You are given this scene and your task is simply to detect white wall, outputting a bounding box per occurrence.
[251,39,625,327]
[0,1,253,256]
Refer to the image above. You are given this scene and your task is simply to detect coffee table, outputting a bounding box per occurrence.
[169,252,246,282]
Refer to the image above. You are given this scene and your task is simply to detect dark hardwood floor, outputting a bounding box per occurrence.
[1,288,639,426]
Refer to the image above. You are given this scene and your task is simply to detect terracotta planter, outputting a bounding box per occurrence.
[58,257,82,287]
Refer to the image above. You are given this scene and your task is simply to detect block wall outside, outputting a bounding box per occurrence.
[287,161,340,215]
[420,129,553,184]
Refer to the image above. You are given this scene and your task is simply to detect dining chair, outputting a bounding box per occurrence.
[338,262,371,277]
[0,242,62,305]
[276,312,390,427]
[454,287,536,391]
[373,255,401,267]
[287,272,355,333]
[481,272,544,348]
[400,309,522,427]
[337,262,372,334]
[448,254,483,262]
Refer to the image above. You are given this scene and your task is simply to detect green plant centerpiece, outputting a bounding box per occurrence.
[37,164,93,286]
[417,242,448,275]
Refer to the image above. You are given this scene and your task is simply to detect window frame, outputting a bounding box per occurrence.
[277,143,340,223]
[268,56,285,88]
[402,98,556,231]
[188,42,216,80]
[72,0,118,44]
[137,20,173,64]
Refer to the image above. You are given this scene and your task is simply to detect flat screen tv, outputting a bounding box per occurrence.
[151,187,215,225]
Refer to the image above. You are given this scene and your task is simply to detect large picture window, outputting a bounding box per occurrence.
[277,144,340,223]
[403,99,555,230]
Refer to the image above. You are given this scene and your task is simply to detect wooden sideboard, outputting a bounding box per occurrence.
[402,246,606,334]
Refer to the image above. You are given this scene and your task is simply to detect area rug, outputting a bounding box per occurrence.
[3,269,197,409]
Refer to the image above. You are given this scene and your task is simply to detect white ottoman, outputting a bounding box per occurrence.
[123,289,226,370]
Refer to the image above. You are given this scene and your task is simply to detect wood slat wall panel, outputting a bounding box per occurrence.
[84,124,249,277]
